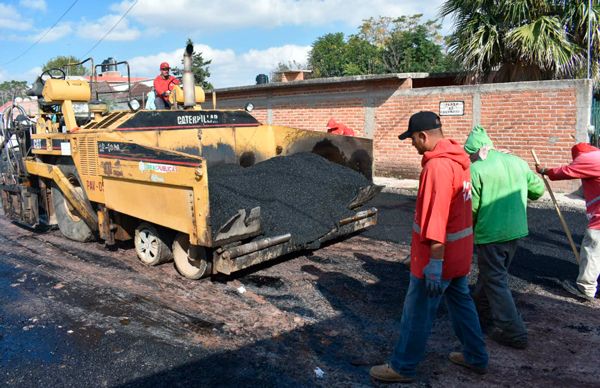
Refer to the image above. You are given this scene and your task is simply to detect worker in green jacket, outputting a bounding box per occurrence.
[464,125,545,350]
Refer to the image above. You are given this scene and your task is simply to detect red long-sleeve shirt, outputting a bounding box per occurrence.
[546,148,600,229]
[153,75,180,103]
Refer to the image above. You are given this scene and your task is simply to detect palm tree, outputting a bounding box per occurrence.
[441,0,600,83]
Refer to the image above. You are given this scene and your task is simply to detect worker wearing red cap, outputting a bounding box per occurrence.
[326,118,355,136]
[537,143,600,302]
[153,62,180,109]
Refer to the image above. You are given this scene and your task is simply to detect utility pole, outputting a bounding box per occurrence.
[588,0,593,80]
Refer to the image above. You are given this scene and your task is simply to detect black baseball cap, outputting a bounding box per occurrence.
[398,111,442,140]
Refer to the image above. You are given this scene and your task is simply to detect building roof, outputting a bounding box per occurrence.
[130,82,152,96]
[0,99,39,117]
[275,69,313,74]
[85,71,151,84]
[215,72,457,93]
[91,75,149,83]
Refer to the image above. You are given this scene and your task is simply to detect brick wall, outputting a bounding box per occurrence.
[217,78,593,193]
[374,92,474,180]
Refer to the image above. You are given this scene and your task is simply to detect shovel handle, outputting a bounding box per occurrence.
[530,150,580,263]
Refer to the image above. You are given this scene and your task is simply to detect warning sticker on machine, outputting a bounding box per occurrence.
[60,142,71,155]
[98,141,202,167]
[138,161,177,174]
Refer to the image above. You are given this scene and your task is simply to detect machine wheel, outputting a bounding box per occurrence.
[172,233,211,280]
[134,223,172,266]
[51,165,94,242]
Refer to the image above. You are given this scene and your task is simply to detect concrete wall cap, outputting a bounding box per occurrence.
[215,72,434,93]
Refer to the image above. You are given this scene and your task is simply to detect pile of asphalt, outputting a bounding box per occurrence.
[208,152,371,247]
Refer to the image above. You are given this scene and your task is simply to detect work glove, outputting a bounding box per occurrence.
[535,164,546,175]
[422,258,443,297]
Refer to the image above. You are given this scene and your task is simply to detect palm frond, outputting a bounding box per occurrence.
[498,0,532,24]
[449,17,502,80]
[505,15,584,77]
[441,0,600,82]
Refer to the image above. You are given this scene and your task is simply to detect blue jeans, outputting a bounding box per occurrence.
[389,275,488,377]
[154,96,171,109]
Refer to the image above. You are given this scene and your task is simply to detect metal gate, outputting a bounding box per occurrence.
[593,96,600,146]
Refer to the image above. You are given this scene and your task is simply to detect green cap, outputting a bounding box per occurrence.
[464,125,494,154]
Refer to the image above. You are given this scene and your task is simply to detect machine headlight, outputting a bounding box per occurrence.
[244,102,254,112]
[128,99,141,111]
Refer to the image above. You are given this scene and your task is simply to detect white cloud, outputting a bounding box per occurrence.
[19,0,46,11]
[77,14,141,41]
[241,45,309,70]
[24,66,42,81]
[28,23,72,43]
[0,66,41,83]
[127,44,311,88]
[127,48,186,78]
[0,4,33,30]
[208,43,311,87]
[112,0,436,31]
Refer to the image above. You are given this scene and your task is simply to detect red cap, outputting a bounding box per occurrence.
[160,62,170,70]
[571,142,599,160]
[326,118,338,129]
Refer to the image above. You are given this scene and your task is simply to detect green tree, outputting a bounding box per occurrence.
[309,15,456,77]
[441,0,600,82]
[358,16,397,47]
[0,80,28,105]
[42,55,87,76]
[344,35,384,75]
[308,32,348,77]
[308,32,383,77]
[382,24,449,73]
[175,38,213,90]
[361,15,454,73]
[359,15,444,47]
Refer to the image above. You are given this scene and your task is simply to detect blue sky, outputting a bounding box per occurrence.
[0,0,448,88]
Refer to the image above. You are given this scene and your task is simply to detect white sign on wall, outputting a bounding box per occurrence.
[439,101,464,116]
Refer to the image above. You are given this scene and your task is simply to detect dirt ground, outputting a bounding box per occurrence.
[1,191,599,387]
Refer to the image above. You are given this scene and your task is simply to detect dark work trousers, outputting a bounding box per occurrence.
[154,97,171,110]
[472,240,527,341]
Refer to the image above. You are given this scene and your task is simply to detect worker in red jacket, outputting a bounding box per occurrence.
[370,111,488,383]
[153,62,180,109]
[536,143,600,302]
[326,118,355,136]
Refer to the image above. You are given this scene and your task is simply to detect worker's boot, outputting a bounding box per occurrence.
[448,352,488,375]
[562,280,595,302]
[488,328,528,349]
[369,363,414,383]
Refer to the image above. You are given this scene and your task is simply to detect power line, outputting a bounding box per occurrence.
[0,0,80,66]
[80,0,138,58]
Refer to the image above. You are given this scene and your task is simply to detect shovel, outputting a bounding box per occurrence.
[531,150,580,263]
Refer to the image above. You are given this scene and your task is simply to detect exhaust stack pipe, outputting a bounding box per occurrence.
[183,43,196,108]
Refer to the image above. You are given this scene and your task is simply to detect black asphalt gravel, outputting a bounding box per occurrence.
[208,152,371,246]
[0,191,598,387]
